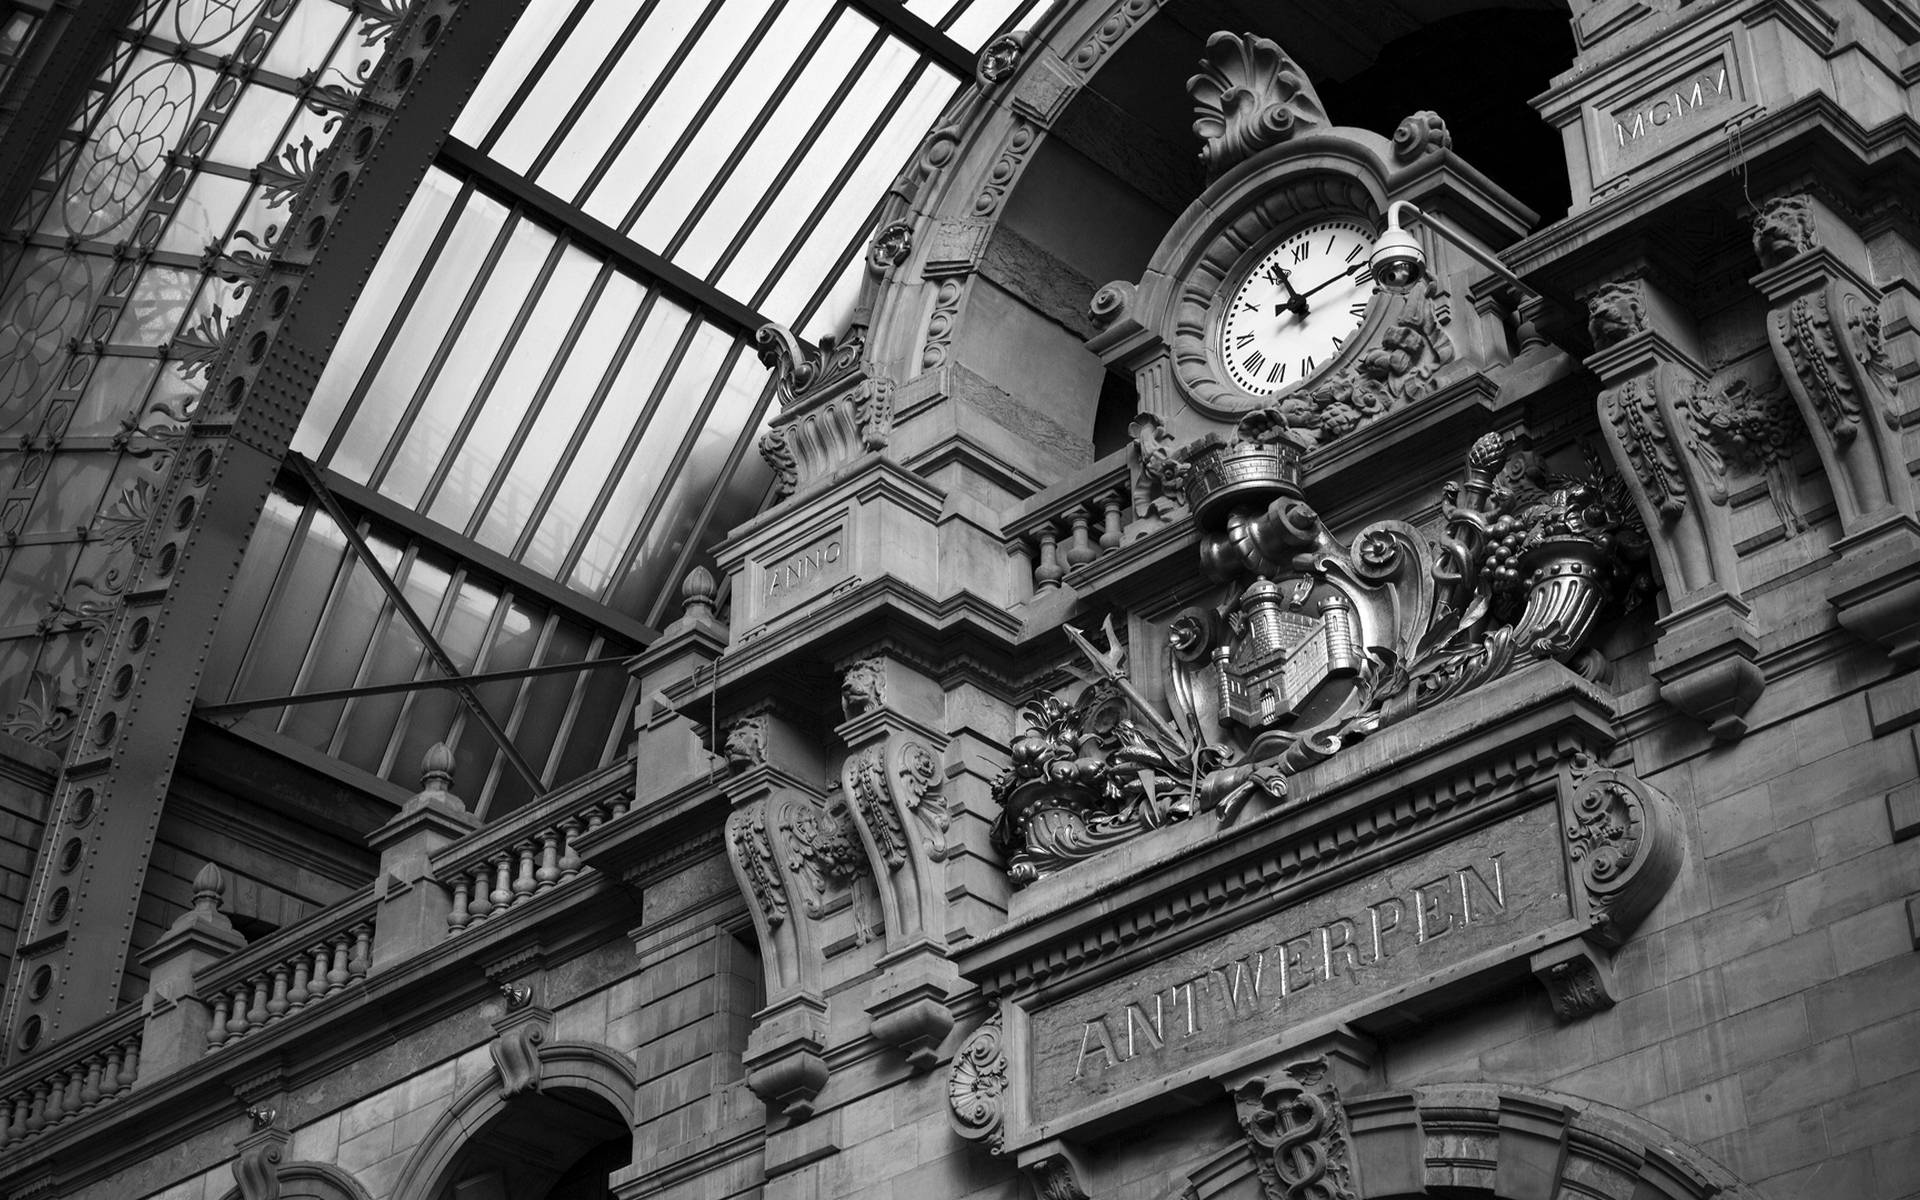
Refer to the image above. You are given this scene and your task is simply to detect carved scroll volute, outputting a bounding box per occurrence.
[722,767,829,1002]
[1584,276,1767,737]
[488,987,551,1099]
[232,1119,290,1200]
[1750,192,1920,663]
[1559,759,1682,948]
[1187,31,1326,180]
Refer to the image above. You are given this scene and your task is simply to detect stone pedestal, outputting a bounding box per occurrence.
[136,864,246,1084]
[366,744,478,969]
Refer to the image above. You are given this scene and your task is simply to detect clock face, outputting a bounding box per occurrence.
[1219,218,1378,397]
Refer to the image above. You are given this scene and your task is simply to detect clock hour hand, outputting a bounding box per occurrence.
[1266,264,1309,316]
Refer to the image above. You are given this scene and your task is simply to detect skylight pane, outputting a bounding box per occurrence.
[452,0,575,146]
[488,0,649,175]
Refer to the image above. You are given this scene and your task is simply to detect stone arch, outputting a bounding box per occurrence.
[1179,1081,1767,1200]
[386,1040,639,1200]
[215,1161,373,1200]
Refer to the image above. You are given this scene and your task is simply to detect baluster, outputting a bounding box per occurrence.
[348,923,373,980]
[309,945,334,997]
[265,964,291,1019]
[6,1092,27,1142]
[60,1066,82,1117]
[1063,509,1098,568]
[207,992,231,1047]
[102,1043,125,1097]
[226,985,250,1038]
[327,933,351,989]
[41,1074,64,1127]
[467,866,493,922]
[606,792,631,820]
[247,977,270,1028]
[557,819,582,879]
[117,1038,139,1090]
[489,854,513,911]
[1032,526,1064,589]
[584,804,606,833]
[512,843,537,900]
[288,955,311,1008]
[448,874,472,930]
[1099,493,1124,552]
[535,830,561,891]
[25,1082,48,1132]
[78,1054,102,1108]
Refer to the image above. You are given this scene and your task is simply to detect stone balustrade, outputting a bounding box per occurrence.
[432,762,632,935]
[0,1008,141,1146]
[1005,452,1176,593]
[196,891,377,1050]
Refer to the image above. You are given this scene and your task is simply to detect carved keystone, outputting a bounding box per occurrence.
[488,989,551,1099]
[232,1115,290,1200]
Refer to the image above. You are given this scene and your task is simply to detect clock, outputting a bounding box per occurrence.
[1218,218,1378,397]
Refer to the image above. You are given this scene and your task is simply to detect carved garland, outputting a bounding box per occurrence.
[1601,378,1688,519]
[727,806,788,930]
[1773,295,1863,444]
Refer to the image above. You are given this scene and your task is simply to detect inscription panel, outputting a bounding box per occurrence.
[1588,41,1752,180]
[754,527,848,617]
[1028,802,1570,1123]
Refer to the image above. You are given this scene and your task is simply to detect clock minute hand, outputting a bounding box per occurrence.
[1296,260,1374,301]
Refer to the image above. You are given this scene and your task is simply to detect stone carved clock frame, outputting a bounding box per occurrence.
[1091,130,1536,444]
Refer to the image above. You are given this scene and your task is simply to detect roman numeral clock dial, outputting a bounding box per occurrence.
[1219,219,1378,399]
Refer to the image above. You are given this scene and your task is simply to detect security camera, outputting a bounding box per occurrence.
[1368,221,1426,294]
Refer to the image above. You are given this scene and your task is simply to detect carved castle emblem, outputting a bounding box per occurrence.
[992,430,1649,885]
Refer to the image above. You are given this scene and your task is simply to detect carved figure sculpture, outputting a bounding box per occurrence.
[1752,194,1816,269]
[1586,280,1646,350]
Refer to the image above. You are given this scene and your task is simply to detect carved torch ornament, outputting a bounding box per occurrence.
[993,429,1649,886]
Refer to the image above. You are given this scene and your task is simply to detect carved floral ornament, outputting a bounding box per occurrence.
[992,428,1650,885]
[1188,32,1327,180]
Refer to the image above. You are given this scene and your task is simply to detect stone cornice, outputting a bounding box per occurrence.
[957,663,1618,1000]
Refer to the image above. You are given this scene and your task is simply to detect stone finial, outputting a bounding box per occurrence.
[399,741,467,817]
[681,566,717,623]
[164,861,238,938]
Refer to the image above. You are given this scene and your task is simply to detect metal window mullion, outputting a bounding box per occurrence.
[413,214,568,516]
[222,496,321,705]
[477,0,595,154]
[598,339,748,607]
[366,207,521,490]
[609,0,790,230]
[197,655,634,717]
[440,586,515,756]
[745,56,932,311]
[476,611,560,820]
[847,0,973,75]
[292,456,547,793]
[440,139,773,338]
[702,24,889,278]
[325,540,421,758]
[596,674,641,768]
[641,371,778,630]
[315,176,477,465]
[270,508,377,736]
[312,462,656,646]
[507,285,658,562]
[461,258,614,541]
[565,0,724,203]
[376,560,470,779]
[618,0,841,239]
[521,0,666,182]
[537,630,602,786]
[553,299,700,581]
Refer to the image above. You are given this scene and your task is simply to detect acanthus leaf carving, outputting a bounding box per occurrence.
[1126,411,1189,538]
[897,740,949,861]
[1234,1057,1357,1200]
[846,745,909,871]
[1563,760,1681,945]
[728,804,788,930]
[1188,31,1326,180]
[947,1012,1008,1153]
[780,795,868,918]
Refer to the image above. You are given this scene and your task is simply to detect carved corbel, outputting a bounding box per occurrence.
[721,712,840,1118]
[836,654,958,1069]
[1018,1140,1093,1200]
[1561,759,1682,947]
[1584,275,1766,736]
[488,984,550,1099]
[232,1108,290,1200]
[948,1012,1008,1154]
[1530,938,1617,1021]
[1751,192,1920,663]
[1233,1057,1358,1200]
